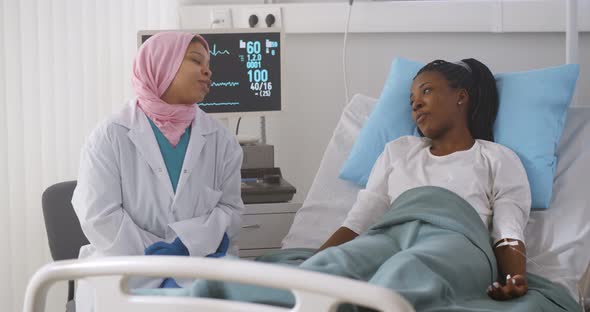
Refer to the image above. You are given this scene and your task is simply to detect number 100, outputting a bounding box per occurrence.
[247,69,268,82]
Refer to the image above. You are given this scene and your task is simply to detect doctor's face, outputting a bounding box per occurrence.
[161,41,212,105]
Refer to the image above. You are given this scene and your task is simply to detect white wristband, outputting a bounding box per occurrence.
[495,240,519,248]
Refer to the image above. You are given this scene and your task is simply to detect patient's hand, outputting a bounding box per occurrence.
[492,238,527,300]
[316,227,359,253]
[487,274,528,300]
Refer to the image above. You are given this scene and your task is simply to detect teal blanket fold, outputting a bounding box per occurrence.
[136,186,580,312]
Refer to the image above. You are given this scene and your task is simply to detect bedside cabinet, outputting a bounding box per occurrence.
[236,202,302,259]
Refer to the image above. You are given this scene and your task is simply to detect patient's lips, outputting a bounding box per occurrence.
[416,112,428,124]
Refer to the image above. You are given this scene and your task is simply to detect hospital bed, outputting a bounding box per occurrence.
[281,94,590,310]
[23,92,590,312]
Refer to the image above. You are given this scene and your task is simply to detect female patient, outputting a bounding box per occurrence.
[318,59,531,301]
[72,32,243,311]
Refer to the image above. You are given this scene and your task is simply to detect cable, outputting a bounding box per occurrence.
[506,246,586,311]
[235,117,242,136]
[260,115,266,144]
[342,0,353,107]
[579,261,590,312]
[584,288,589,311]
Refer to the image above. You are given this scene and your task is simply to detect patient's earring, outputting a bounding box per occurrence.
[458,101,462,105]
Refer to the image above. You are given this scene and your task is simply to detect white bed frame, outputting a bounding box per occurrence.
[23,1,581,311]
[23,256,414,312]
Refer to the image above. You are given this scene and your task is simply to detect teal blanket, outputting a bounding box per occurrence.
[137,187,580,311]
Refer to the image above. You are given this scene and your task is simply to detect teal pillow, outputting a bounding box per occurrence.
[494,65,579,208]
[339,57,579,209]
[339,58,422,186]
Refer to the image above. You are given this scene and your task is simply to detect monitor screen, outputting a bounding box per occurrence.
[139,30,282,114]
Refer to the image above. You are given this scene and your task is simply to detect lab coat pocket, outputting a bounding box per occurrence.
[193,186,223,217]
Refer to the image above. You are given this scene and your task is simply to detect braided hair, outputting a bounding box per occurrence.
[414,59,498,141]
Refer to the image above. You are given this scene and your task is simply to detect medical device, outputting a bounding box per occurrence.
[138,29,295,204]
[138,29,284,116]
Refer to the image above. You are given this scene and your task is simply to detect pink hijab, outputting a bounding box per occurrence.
[132,32,210,147]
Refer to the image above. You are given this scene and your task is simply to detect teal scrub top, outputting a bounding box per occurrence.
[148,118,191,193]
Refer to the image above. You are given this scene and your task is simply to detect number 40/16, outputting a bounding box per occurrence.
[250,82,272,91]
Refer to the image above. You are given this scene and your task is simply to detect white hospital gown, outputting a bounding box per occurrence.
[343,136,531,244]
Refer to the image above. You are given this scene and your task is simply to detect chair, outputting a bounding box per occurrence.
[42,181,89,312]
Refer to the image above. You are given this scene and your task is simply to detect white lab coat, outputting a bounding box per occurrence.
[72,99,244,312]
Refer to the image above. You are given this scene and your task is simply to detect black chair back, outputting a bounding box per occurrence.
[41,181,89,303]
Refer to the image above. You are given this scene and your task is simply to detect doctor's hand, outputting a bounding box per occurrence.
[159,278,181,288]
[206,233,230,258]
[487,274,528,300]
[144,237,189,256]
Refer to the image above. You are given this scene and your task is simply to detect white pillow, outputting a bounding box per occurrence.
[525,106,590,302]
[282,94,590,303]
[281,94,375,248]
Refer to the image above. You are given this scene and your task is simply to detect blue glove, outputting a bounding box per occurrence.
[144,237,189,256]
[159,278,181,288]
[206,233,230,258]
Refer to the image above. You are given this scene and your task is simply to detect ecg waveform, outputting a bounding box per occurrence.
[199,102,240,107]
[211,81,240,87]
[209,44,230,56]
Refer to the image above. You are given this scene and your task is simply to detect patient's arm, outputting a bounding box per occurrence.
[316,227,359,253]
[487,147,531,300]
[488,238,528,300]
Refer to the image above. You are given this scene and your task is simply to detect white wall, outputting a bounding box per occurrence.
[232,32,589,204]
[180,1,590,33]
[180,1,589,204]
[0,1,180,311]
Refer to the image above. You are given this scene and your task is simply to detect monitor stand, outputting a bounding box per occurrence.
[217,115,266,144]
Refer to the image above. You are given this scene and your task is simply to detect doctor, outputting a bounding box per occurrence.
[72,31,244,311]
